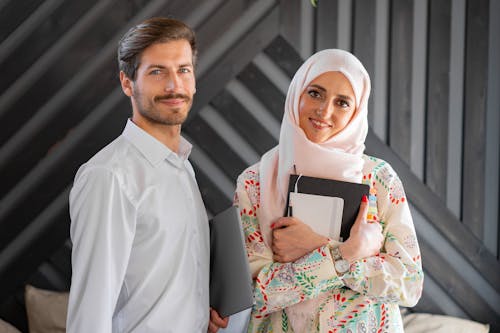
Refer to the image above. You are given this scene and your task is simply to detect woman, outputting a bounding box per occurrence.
[233,49,423,332]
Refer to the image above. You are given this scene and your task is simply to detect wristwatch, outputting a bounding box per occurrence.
[331,246,350,275]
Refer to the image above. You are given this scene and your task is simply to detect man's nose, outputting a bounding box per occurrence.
[164,73,181,91]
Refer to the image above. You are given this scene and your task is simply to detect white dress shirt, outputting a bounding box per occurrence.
[67,119,210,333]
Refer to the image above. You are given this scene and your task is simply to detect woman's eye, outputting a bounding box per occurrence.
[337,99,350,108]
[308,90,321,98]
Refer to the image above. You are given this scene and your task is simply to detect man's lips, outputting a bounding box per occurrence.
[155,94,190,105]
[309,117,332,129]
[158,98,185,105]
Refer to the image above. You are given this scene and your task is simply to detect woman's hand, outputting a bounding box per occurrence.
[271,217,329,263]
[339,196,384,262]
[207,308,229,333]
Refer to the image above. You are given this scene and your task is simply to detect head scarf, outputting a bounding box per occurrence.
[257,49,371,332]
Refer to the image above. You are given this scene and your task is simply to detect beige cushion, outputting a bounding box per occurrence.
[0,318,21,333]
[24,285,69,333]
[403,312,490,333]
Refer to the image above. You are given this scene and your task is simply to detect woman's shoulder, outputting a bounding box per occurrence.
[362,154,400,184]
[363,154,407,205]
[237,162,261,184]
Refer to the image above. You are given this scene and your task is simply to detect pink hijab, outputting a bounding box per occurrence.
[258,49,371,247]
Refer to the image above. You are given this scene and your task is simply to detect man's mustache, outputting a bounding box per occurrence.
[154,94,190,102]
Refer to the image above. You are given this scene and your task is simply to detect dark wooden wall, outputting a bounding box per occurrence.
[0,0,499,332]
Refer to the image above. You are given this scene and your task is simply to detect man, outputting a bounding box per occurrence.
[67,17,227,332]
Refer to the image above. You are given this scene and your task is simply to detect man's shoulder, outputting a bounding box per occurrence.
[85,135,133,170]
[76,135,137,180]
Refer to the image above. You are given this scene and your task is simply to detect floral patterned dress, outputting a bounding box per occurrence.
[234,155,424,333]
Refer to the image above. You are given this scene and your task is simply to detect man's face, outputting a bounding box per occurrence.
[121,39,196,127]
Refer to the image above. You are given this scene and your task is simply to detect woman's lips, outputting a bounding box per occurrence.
[309,118,332,129]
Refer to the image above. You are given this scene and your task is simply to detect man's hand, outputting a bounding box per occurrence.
[271,217,328,263]
[339,196,384,262]
[208,308,229,333]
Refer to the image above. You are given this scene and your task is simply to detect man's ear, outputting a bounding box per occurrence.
[120,71,133,97]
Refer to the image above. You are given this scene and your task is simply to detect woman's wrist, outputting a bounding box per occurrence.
[338,242,356,263]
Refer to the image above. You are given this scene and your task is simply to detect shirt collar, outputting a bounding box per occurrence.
[122,119,192,167]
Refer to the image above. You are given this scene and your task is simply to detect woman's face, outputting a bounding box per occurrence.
[298,71,356,143]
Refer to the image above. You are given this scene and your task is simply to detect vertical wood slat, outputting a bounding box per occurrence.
[353,0,376,126]
[462,0,489,240]
[447,0,466,218]
[372,0,390,141]
[278,0,301,56]
[389,0,413,165]
[315,0,339,50]
[484,0,500,257]
[336,0,353,51]
[425,0,451,200]
[410,0,427,180]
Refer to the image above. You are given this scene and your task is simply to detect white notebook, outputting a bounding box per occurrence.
[289,192,345,240]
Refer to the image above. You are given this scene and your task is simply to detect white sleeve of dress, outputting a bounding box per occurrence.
[66,166,136,332]
[342,162,424,307]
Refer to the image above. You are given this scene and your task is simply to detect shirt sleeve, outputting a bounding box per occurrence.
[234,170,344,316]
[342,162,424,307]
[67,166,136,332]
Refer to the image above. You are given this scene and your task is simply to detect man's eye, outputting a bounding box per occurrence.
[150,69,162,75]
[179,67,191,73]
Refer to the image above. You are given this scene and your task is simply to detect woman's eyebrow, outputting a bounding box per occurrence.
[337,94,354,102]
[309,84,327,92]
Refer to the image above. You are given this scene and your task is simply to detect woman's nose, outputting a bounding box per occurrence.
[316,101,334,118]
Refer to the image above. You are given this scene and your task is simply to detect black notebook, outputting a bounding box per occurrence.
[209,206,254,318]
[285,175,370,241]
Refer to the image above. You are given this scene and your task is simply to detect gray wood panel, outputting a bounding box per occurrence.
[425,0,451,200]
[188,5,279,122]
[462,0,489,240]
[0,0,44,41]
[210,90,276,155]
[237,62,285,121]
[389,0,413,164]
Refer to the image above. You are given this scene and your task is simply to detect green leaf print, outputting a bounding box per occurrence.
[281,311,289,332]
[296,272,317,296]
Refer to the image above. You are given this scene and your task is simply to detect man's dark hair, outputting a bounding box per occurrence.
[117,17,197,80]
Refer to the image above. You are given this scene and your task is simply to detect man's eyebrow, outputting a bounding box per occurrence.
[146,64,166,69]
[145,63,193,69]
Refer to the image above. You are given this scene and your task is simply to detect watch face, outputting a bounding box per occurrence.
[335,259,350,274]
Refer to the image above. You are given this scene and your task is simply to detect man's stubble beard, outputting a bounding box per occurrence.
[133,88,192,126]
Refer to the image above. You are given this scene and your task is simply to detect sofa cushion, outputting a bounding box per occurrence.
[403,312,490,333]
[24,285,69,333]
[0,318,22,333]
